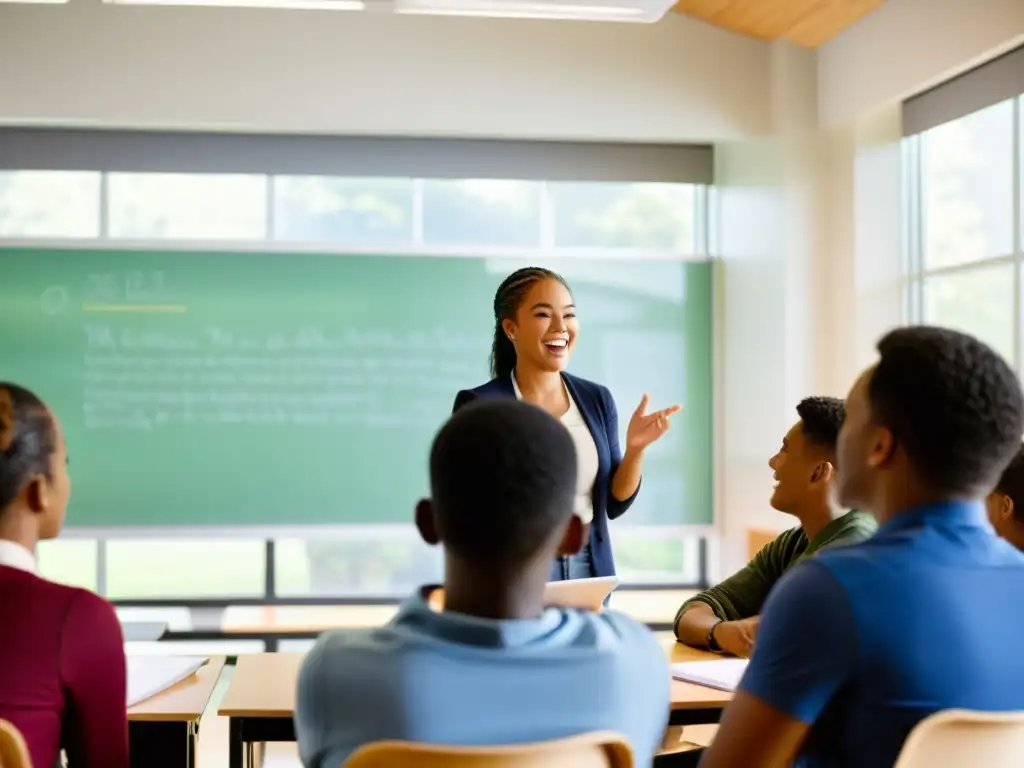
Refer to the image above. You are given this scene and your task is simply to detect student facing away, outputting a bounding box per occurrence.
[294,398,670,768]
[675,397,876,657]
[986,442,1024,552]
[0,383,129,768]
[701,326,1024,768]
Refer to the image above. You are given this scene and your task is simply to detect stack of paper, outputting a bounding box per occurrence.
[671,659,749,692]
[127,656,208,707]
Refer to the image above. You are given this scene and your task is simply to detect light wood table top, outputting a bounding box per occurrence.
[221,605,399,634]
[220,640,734,719]
[219,653,302,718]
[128,656,226,722]
[661,636,735,711]
[220,590,692,636]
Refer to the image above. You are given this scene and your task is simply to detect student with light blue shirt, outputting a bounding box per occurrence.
[701,326,1024,768]
[294,398,671,768]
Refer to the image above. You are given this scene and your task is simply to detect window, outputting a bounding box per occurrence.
[920,101,1015,270]
[550,182,696,252]
[0,171,100,238]
[906,96,1023,373]
[36,539,98,591]
[421,179,541,248]
[923,264,1016,364]
[105,540,266,599]
[0,165,711,600]
[107,173,267,240]
[273,176,414,245]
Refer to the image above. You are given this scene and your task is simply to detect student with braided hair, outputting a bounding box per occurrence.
[452,266,680,581]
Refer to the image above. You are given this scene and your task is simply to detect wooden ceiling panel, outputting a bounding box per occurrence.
[785,0,887,47]
[673,0,888,48]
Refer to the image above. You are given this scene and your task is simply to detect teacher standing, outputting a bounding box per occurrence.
[452,267,680,582]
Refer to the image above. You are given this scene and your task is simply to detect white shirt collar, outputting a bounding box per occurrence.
[510,369,524,400]
[0,540,37,575]
[511,369,570,402]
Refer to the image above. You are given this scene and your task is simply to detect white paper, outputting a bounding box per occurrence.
[671,659,748,692]
[127,656,208,707]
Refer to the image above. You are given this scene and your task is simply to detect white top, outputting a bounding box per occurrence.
[511,371,598,524]
[0,539,37,574]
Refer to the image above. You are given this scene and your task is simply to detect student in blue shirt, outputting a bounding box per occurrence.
[701,326,1024,768]
[294,398,671,768]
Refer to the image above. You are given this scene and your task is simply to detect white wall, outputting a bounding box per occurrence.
[819,0,1024,126]
[0,2,770,142]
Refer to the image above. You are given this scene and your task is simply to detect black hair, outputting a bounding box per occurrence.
[490,267,572,379]
[994,443,1024,522]
[796,396,845,452]
[868,326,1024,496]
[0,383,57,511]
[429,398,577,569]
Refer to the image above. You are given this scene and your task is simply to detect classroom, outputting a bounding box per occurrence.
[1,0,1023,767]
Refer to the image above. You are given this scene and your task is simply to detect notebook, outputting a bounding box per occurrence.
[671,659,749,692]
[543,576,619,611]
[127,656,209,707]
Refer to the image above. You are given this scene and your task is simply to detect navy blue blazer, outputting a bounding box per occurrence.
[452,371,640,580]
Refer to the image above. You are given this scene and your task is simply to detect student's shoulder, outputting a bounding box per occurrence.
[22,573,120,624]
[590,610,669,668]
[298,627,402,684]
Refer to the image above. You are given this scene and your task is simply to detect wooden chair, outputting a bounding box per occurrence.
[343,731,633,768]
[0,720,32,768]
[893,709,1024,768]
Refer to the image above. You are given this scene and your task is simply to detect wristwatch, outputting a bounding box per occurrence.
[706,620,724,653]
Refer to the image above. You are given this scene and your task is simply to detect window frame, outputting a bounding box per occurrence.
[3,167,714,602]
[903,95,1024,378]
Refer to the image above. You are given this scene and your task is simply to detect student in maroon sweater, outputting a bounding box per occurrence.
[0,383,129,768]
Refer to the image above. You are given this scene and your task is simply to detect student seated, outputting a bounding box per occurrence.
[0,383,129,768]
[294,399,670,768]
[986,442,1024,551]
[674,397,875,657]
[700,326,1024,768]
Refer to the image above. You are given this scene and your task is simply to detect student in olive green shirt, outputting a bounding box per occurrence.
[675,397,876,657]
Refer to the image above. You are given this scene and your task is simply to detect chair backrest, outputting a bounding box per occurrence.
[343,731,633,768]
[0,720,32,768]
[893,709,1024,768]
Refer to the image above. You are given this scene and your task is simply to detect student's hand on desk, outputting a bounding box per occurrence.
[715,616,760,658]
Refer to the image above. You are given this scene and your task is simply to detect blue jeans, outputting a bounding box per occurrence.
[560,543,595,580]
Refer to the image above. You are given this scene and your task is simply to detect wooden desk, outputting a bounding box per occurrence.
[128,656,225,768]
[219,591,692,649]
[220,642,732,768]
[221,605,399,636]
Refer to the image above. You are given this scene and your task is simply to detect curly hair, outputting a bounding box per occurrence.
[796,396,845,452]
[868,326,1024,496]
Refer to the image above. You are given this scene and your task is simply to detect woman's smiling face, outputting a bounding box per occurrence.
[502,278,578,373]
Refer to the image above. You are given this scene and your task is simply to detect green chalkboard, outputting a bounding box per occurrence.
[0,247,712,529]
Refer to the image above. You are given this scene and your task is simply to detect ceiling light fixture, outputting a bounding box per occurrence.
[102,0,365,9]
[393,0,672,23]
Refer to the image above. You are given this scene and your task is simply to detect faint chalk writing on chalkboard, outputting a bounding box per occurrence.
[81,324,478,431]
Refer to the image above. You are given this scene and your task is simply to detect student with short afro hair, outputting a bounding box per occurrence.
[295,398,670,768]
